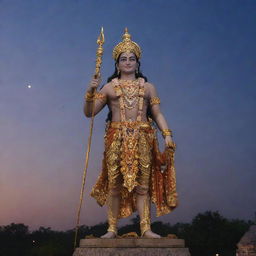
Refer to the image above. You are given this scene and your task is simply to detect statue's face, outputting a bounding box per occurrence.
[117,52,138,75]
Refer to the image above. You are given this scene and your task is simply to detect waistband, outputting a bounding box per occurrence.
[109,121,152,129]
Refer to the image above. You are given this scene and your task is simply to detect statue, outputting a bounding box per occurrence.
[84,28,178,239]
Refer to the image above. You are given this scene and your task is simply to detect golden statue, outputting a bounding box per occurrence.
[84,28,177,238]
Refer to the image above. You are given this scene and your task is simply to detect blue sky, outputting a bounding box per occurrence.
[0,0,256,230]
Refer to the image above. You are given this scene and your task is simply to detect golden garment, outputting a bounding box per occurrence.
[90,121,178,218]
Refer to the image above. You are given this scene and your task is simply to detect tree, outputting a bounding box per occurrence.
[0,223,31,256]
[180,211,251,256]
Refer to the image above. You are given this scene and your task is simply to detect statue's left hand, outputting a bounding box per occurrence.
[165,136,175,151]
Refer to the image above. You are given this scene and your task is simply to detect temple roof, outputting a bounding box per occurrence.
[238,225,256,246]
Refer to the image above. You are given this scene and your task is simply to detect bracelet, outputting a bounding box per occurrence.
[84,91,95,102]
[162,129,173,137]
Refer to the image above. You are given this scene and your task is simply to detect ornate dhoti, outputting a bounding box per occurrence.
[91,121,178,218]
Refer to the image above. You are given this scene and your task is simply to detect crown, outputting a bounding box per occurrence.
[112,28,141,60]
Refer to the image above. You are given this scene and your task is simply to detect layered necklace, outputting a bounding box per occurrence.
[119,79,140,109]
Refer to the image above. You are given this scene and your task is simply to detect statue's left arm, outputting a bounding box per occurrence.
[147,83,174,147]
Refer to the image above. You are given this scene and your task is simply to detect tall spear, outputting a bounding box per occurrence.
[74,27,105,249]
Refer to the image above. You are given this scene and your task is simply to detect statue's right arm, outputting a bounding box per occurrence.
[83,78,108,117]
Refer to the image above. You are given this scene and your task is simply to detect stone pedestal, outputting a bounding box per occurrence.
[73,238,191,256]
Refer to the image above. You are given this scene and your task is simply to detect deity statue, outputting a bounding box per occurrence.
[84,28,178,239]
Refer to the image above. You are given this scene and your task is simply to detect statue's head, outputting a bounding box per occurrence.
[113,28,141,76]
[107,28,146,83]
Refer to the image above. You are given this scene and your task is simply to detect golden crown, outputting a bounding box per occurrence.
[112,28,141,60]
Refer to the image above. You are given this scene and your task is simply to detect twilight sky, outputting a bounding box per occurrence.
[1,0,256,231]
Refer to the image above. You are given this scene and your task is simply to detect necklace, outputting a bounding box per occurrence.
[111,77,145,122]
[119,80,139,109]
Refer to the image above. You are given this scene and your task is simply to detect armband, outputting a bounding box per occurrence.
[150,96,161,106]
[94,92,107,101]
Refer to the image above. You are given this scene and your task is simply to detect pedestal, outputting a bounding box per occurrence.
[73,238,191,256]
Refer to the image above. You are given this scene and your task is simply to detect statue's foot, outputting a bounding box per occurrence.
[100,231,116,239]
[142,230,161,238]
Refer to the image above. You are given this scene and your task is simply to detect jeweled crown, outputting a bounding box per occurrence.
[112,28,141,60]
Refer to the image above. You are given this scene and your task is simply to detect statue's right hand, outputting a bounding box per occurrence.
[88,77,101,92]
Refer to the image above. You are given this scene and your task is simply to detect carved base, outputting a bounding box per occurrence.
[73,238,191,256]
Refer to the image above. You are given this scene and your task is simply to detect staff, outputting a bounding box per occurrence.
[74,27,105,249]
